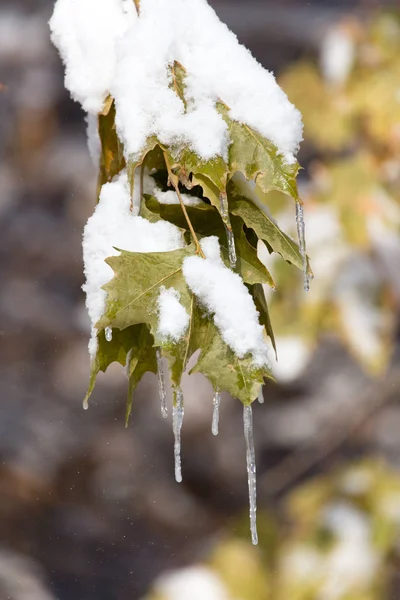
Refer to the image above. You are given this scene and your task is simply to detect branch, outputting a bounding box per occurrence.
[163,151,205,258]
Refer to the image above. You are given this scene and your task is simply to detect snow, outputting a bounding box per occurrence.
[50,0,302,163]
[155,189,202,207]
[153,566,229,600]
[49,0,136,113]
[82,171,184,357]
[157,287,189,342]
[183,237,269,367]
[112,0,302,163]
[85,114,101,167]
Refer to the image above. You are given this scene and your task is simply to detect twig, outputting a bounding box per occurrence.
[163,151,205,258]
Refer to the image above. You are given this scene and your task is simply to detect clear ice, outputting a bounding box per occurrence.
[173,388,184,483]
[156,349,168,419]
[243,405,258,545]
[295,202,310,292]
[105,327,113,342]
[220,194,237,269]
[212,389,221,436]
[258,386,264,404]
[225,226,237,270]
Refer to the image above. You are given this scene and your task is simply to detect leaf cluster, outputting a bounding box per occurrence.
[86,62,307,415]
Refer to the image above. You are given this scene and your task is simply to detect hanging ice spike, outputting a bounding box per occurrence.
[105,326,113,342]
[243,404,258,545]
[173,388,184,483]
[220,194,237,269]
[156,349,168,419]
[212,389,221,436]
[295,201,310,292]
[225,226,237,270]
[258,386,264,404]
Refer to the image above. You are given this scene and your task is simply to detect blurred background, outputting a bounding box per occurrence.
[1,0,400,598]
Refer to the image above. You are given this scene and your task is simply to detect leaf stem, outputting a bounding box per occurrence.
[163,151,205,258]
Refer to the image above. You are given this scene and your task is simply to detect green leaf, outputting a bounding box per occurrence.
[98,99,125,191]
[98,246,195,335]
[232,217,275,288]
[127,136,161,205]
[126,325,157,426]
[218,103,300,200]
[169,61,187,108]
[229,191,304,270]
[161,296,208,387]
[191,320,273,404]
[144,196,274,286]
[84,324,145,406]
[251,283,277,359]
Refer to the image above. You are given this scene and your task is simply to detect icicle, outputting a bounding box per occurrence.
[243,405,258,545]
[156,349,168,419]
[225,226,237,270]
[220,193,237,269]
[83,398,89,411]
[172,388,184,483]
[105,326,113,342]
[258,386,264,404]
[212,389,221,436]
[295,201,310,292]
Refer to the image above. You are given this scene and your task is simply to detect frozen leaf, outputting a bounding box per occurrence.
[231,217,275,288]
[230,191,305,270]
[219,103,300,200]
[251,283,277,359]
[191,320,273,405]
[144,196,274,286]
[98,246,195,334]
[84,324,152,409]
[125,325,157,426]
[98,99,125,190]
[160,296,207,387]
[127,136,161,211]
[169,60,187,108]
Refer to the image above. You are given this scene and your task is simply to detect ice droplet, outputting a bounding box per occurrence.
[243,405,258,545]
[105,327,113,342]
[220,193,237,269]
[212,389,221,436]
[83,398,89,411]
[295,201,310,292]
[156,349,168,419]
[173,388,184,483]
[258,386,264,404]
